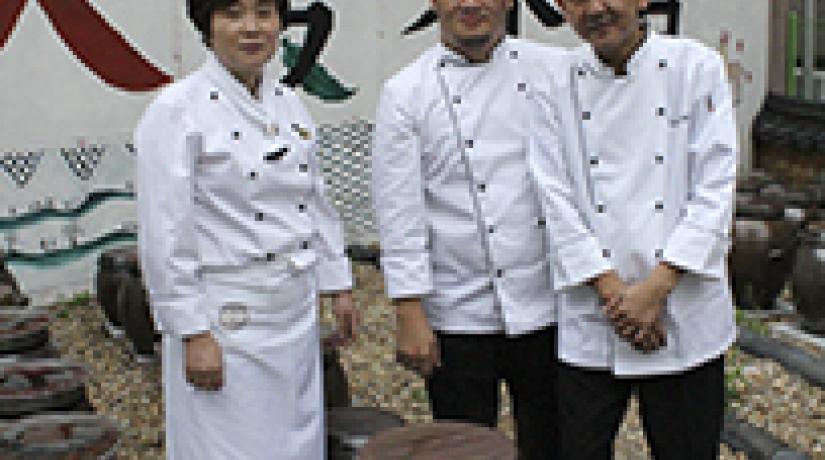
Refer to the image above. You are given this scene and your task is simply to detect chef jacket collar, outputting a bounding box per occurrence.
[203,50,280,128]
[576,28,658,79]
[436,36,512,68]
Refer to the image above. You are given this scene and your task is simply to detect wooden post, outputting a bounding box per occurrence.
[788,10,800,97]
[803,0,817,99]
[770,0,790,94]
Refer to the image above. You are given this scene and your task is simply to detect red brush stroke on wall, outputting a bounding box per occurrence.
[0,0,26,49]
[37,0,172,91]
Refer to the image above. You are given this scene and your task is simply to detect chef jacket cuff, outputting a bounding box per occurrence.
[316,255,354,293]
[553,235,614,290]
[151,296,211,338]
[663,224,729,280]
[380,253,433,299]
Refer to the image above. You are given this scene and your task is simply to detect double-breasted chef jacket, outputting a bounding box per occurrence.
[372,38,562,336]
[528,31,738,376]
[135,50,352,460]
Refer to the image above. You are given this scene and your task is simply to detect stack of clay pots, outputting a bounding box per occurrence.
[731,173,808,310]
[1,257,122,459]
[1,307,121,458]
[732,167,825,336]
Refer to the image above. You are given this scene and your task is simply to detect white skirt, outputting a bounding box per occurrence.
[162,264,324,460]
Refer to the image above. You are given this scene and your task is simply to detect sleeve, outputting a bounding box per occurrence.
[527,72,614,290]
[370,83,433,299]
[661,52,737,279]
[135,101,210,338]
[307,133,353,293]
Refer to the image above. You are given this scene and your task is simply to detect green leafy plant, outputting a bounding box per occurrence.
[55,290,92,319]
[65,290,92,307]
[735,308,769,336]
[724,359,745,402]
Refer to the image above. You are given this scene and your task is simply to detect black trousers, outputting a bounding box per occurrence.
[557,355,726,460]
[425,325,559,460]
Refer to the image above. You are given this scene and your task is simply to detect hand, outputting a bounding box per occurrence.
[184,332,223,391]
[394,298,441,377]
[330,291,358,347]
[604,264,680,352]
[593,271,626,310]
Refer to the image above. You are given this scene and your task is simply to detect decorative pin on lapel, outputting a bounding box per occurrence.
[265,123,280,137]
[265,147,289,162]
[292,123,312,141]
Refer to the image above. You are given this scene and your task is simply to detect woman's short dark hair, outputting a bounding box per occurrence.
[187,0,289,43]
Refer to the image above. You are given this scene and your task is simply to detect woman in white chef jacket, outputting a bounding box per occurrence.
[134,1,356,459]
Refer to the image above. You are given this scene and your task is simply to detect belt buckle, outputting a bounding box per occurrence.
[219,302,249,331]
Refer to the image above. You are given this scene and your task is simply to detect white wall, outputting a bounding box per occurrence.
[0,0,769,153]
[681,0,770,168]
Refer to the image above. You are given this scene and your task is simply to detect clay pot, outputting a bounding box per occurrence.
[736,170,774,195]
[326,407,404,460]
[0,359,88,419]
[0,310,50,356]
[0,260,29,308]
[96,248,131,338]
[791,221,825,334]
[731,201,801,310]
[0,413,120,460]
[359,422,517,460]
[321,325,350,409]
[120,277,154,361]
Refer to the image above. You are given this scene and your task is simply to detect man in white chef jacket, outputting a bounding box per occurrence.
[528,0,737,459]
[371,0,561,458]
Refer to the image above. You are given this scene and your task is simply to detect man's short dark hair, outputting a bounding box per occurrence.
[187,0,289,44]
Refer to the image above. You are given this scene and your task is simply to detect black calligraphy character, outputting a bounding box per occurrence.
[402,0,562,36]
[403,0,679,37]
[282,1,334,87]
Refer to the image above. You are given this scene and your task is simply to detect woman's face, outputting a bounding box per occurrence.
[210,0,282,77]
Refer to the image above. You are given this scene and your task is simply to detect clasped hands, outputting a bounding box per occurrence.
[593,264,681,353]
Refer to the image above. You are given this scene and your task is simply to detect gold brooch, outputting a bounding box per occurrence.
[292,123,312,141]
[265,124,279,137]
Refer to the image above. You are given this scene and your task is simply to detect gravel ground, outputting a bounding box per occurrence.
[40,263,825,459]
[727,347,825,459]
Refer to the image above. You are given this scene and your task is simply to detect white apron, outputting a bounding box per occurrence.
[163,263,324,460]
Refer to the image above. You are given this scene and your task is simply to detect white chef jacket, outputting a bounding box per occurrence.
[372,38,561,336]
[135,51,352,338]
[528,31,737,376]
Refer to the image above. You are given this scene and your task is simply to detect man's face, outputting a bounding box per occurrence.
[431,0,513,51]
[210,0,282,77]
[558,0,648,59]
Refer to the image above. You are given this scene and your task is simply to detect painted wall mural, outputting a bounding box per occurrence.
[718,29,753,109]
[0,0,682,99]
[0,0,172,91]
[0,0,353,98]
[0,0,767,305]
[282,2,355,101]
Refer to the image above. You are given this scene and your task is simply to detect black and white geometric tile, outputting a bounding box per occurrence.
[1,126,380,255]
[316,119,377,245]
[1,152,44,188]
[61,145,106,181]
